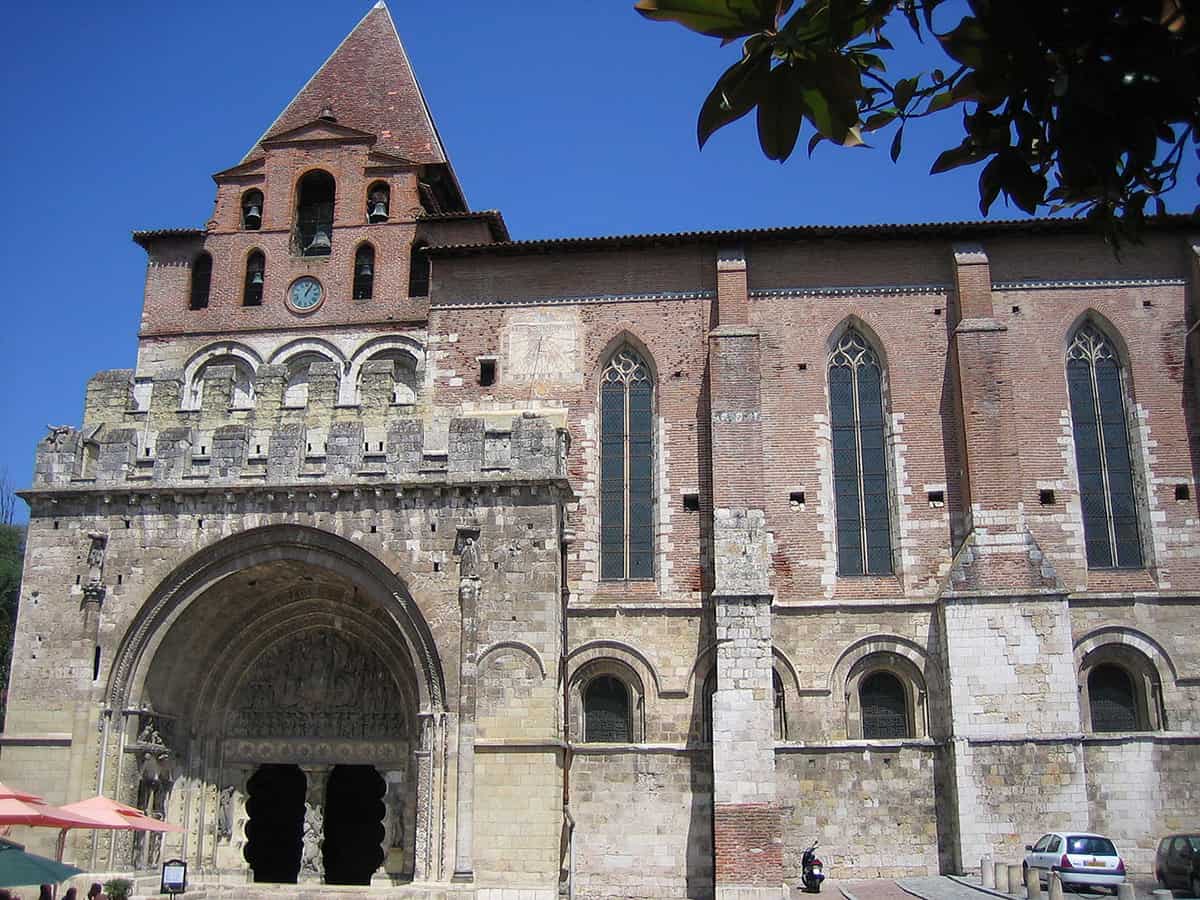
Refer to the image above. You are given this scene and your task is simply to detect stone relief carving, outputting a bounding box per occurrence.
[227,630,407,739]
[45,424,74,448]
[458,534,481,580]
[300,802,324,877]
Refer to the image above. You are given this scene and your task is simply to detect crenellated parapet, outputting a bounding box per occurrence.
[34,370,570,491]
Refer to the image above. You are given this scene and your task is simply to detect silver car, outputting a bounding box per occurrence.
[1024,832,1127,893]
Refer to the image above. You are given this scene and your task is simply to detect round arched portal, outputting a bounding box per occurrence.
[103,525,446,886]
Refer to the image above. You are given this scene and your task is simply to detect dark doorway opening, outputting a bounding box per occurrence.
[323,765,386,885]
[245,764,305,883]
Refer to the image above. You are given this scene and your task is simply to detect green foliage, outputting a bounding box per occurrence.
[0,524,26,729]
[104,877,134,900]
[634,0,1200,246]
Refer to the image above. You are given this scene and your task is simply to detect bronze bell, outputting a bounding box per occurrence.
[368,200,388,223]
[250,269,264,286]
[243,204,262,228]
[307,230,332,253]
[356,259,373,277]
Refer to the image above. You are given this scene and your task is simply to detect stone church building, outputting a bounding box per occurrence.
[4,3,1199,898]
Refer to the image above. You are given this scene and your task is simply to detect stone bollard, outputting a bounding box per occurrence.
[1026,864,1042,900]
[1117,883,1135,900]
[1009,865,1024,896]
[1048,872,1064,900]
[982,856,995,889]
[995,862,1011,894]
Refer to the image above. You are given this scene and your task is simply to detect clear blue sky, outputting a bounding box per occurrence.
[0,1,1196,521]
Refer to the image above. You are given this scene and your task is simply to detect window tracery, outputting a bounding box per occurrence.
[600,345,654,580]
[1067,323,1142,568]
[829,329,892,575]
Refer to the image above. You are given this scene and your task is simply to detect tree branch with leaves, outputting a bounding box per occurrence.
[634,0,1199,246]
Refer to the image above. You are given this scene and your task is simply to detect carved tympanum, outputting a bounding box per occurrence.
[227,630,407,739]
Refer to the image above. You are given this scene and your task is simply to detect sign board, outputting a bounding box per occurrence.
[160,858,187,895]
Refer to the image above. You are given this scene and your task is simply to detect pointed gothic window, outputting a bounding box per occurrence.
[243,251,265,307]
[189,253,212,310]
[861,671,909,739]
[1067,324,1142,568]
[353,244,375,300]
[583,675,631,743]
[408,242,430,297]
[241,189,263,231]
[600,345,654,580]
[367,182,390,223]
[829,329,892,576]
[295,170,335,257]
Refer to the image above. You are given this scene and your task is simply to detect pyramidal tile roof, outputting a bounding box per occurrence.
[243,1,450,166]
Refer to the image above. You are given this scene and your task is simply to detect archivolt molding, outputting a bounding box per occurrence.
[478,640,547,680]
[268,337,348,370]
[567,639,661,697]
[181,342,263,385]
[108,525,447,715]
[828,634,930,696]
[1074,625,1178,683]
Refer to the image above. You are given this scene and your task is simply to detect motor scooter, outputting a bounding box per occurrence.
[802,840,825,893]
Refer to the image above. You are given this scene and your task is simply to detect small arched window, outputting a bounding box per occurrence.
[243,251,265,307]
[583,676,630,743]
[860,671,909,739]
[773,670,787,741]
[408,242,430,297]
[1088,664,1138,732]
[241,189,263,230]
[1067,323,1142,569]
[829,328,892,576]
[189,253,212,310]
[353,244,375,300]
[367,181,390,223]
[295,170,335,257]
[600,344,654,580]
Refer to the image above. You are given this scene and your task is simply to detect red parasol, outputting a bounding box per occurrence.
[0,782,46,804]
[0,798,109,830]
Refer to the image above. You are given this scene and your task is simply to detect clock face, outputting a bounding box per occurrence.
[288,276,324,312]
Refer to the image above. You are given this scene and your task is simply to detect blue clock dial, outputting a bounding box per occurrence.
[288,277,324,312]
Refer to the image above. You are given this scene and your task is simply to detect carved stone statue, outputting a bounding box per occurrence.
[45,425,73,448]
[216,786,235,842]
[83,532,108,604]
[300,802,324,877]
[459,535,480,579]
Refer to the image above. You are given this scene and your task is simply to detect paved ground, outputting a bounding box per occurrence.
[835,875,1199,900]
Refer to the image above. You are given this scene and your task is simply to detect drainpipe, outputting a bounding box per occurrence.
[562,804,576,900]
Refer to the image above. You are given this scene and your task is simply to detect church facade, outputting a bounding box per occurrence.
[4,4,1200,898]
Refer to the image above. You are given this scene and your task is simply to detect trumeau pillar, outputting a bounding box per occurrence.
[707,247,784,899]
[939,244,1082,873]
[299,765,329,883]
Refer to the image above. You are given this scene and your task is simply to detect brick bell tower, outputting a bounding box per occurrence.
[135,0,495,347]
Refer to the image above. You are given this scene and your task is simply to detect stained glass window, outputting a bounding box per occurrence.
[830,330,893,575]
[600,345,654,580]
[861,671,909,739]
[1067,325,1142,568]
[584,676,630,742]
[1088,664,1138,732]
